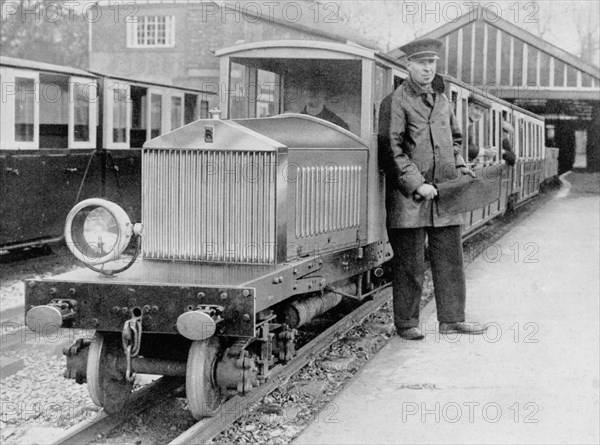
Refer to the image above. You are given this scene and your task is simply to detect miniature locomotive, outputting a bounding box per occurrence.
[24,40,552,419]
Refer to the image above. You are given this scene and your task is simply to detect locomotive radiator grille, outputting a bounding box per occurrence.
[295,165,362,238]
[143,149,277,263]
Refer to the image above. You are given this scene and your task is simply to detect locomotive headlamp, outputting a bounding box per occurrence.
[65,199,133,266]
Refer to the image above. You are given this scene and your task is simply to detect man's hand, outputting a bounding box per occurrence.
[458,166,477,178]
[415,183,438,200]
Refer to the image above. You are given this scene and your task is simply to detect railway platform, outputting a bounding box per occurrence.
[295,173,600,445]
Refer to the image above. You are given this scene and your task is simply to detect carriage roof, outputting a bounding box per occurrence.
[0,56,96,78]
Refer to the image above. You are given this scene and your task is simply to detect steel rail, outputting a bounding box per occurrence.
[169,283,393,445]
[52,376,184,445]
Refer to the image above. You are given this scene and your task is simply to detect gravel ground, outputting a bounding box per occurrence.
[1,350,102,444]
[0,176,578,445]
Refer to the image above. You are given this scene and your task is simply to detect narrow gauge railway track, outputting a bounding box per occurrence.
[169,284,392,445]
[52,377,184,445]
[15,186,559,445]
[47,284,392,445]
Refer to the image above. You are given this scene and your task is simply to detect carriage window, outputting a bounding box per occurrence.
[492,111,497,147]
[483,109,490,146]
[15,77,35,141]
[461,98,468,159]
[529,122,535,157]
[518,120,525,157]
[150,93,162,138]
[113,86,128,143]
[184,94,197,124]
[524,122,531,157]
[474,118,481,151]
[131,86,148,148]
[171,96,182,130]
[451,91,458,115]
[200,100,209,119]
[73,82,90,142]
[39,74,69,148]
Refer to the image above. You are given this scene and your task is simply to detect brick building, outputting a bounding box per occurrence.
[89,0,375,91]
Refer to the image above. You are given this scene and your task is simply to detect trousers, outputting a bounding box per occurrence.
[387,225,466,329]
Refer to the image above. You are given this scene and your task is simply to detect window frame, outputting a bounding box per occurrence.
[170,93,184,131]
[69,76,98,149]
[147,89,165,140]
[1,68,40,150]
[105,80,131,149]
[126,15,175,49]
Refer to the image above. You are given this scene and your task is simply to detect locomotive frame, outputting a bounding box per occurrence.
[24,40,556,419]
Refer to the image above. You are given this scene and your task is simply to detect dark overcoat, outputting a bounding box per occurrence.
[378,75,467,228]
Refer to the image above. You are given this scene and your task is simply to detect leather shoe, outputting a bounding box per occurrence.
[439,322,487,335]
[397,327,425,340]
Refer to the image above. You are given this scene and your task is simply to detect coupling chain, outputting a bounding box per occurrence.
[122,314,142,382]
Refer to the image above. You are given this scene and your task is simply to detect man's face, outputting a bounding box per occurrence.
[307,87,326,109]
[407,58,437,85]
[469,103,486,122]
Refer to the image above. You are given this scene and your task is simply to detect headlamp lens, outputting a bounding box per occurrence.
[65,199,132,266]
[82,207,119,258]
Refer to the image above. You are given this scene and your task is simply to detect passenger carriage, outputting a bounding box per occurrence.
[0,56,216,250]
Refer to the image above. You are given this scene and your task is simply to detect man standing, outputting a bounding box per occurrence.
[379,38,486,340]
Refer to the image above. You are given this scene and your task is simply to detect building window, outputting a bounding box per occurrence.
[127,16,175,48]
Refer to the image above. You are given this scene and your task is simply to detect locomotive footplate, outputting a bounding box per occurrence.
[25,282,256,338]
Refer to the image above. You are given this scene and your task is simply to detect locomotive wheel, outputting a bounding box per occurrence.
[87,332,133,413]
[186,337,224,419]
